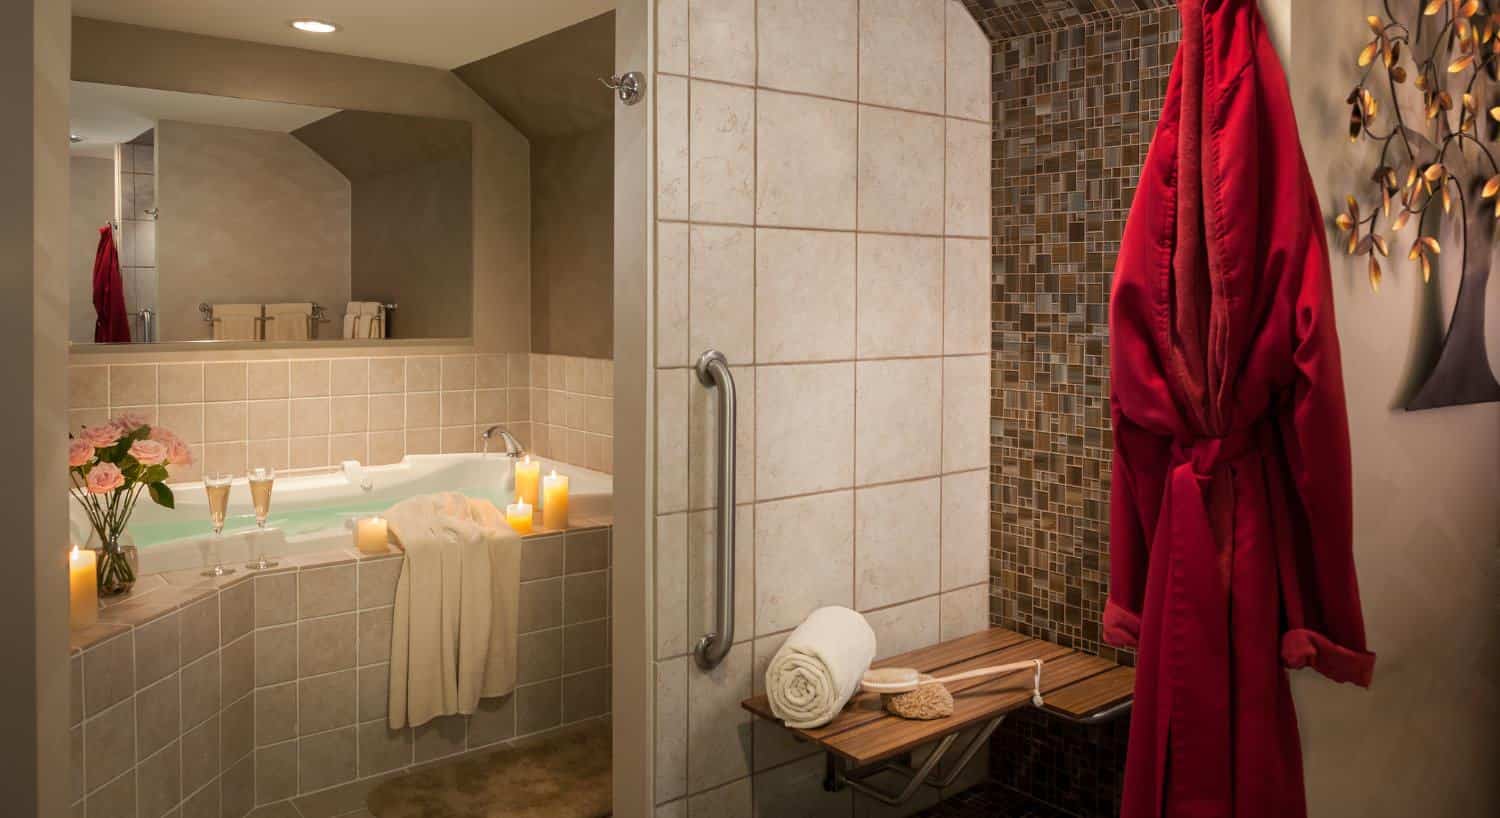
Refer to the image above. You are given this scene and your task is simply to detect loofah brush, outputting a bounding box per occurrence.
[861,659,1045,720]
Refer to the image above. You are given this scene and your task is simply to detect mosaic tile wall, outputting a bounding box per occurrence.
[980,6,1180,816]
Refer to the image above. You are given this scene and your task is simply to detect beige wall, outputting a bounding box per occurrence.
[71,17,531,354]
[156,120,352,341]
[644,1,993,815]
[1279,2,1500,816]
[532,126,614,358]
[70,155,114,342]
[0,1,72,816]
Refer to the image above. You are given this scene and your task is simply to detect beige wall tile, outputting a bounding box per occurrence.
[69,365,109,409]
[689,365,754,508]
[854,357,942,484]
[690,776,752,818]
[440,390,475,427]
[356,719,412,777]
[859,0,945,113]
[300,613,356,676]
[290,436,329,470]
[406,428,439,456]
[439,425,475,454]
[203,441,247,475]
[563,356,587,393]
[654,657,689,803]
[757,0,857,99]
[855,478,941,610]
[689,225,755,366]
[84,633,134,716]
[941,354,989,473]
[655,514,689,658]
[944,238,991,354]
[941,469,989,591]
[508,388,531,422]
[330,432,369,463]
[179,596,220,664]
[413,714,466,763]
[70,407,109,433]
[358,607,394,665]
[564,618,610,674]
[136,739,179,818]
[299,564,356,618]
[289,359,329,398]
[858,106,945,234]
[405,392,439,429]
[329,357,369,396]
[657,222,691,368]
[466,692,513,748]
[656,368,691,514]
[946,0,991,121]
[939,583,990,641]
[658,0,689,74]
[255,682,297,746]
[945,117,991,237]
[247,399,289,440]
[864,595,940,661]
[755,91,858,230]
[689,506,754,647]
[562,665,611,723]
[133,613,179,690]
[368,431,404,465]
[476,389,506,425]
[519,578,563,634]
[441,354,475,390]
[254,572,297,627]
[246,438,289,471]
[157,403,204,443]
[83,699,135,790]
[368,357,405,394]
[406,357,441,391]
[687,641,752,790]
[507,353,531,388]
[755,363,855,499]
[220,581,254,646]
[203,401,247,443]
[689,0,755,83]
[300,726,357,790]
[158,362,204,403]
[690,80,755,224]
[289,397,330,437]
[516,679,562,735]
[256,741,298,802]
[202,362,247,403]
[358,557,403,609]
[109,363,157,406]
[476,354,507,389]
[517,628,564,684]
[254,624,297,686]
[755,229,856,363]
[857,234,943,357]
[299,669,356,735]
[179,653,219,730]
[331,395,369,434]
[755,491,854,635]
[563,571,609,624]
[657,75,690,221]
[247,360,289,399]
[369,393,404,431]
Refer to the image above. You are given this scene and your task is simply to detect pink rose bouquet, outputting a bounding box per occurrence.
[69,415,186,595]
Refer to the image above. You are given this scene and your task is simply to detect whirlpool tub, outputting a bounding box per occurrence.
[71,454,613,575]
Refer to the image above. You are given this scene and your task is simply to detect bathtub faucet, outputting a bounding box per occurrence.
[481,425,525,458]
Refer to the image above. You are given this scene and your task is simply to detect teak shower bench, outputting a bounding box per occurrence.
[741,627,1135,805]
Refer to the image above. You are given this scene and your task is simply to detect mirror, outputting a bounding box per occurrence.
[68,81,473,345]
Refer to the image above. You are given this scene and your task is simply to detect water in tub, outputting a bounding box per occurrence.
[71,454,610,574]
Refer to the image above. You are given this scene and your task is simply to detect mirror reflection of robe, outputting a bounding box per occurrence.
[1105,2,1374,816]
[92,225,130,343]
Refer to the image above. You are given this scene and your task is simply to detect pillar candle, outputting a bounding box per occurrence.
[514,455,541,506]
[69,547,98,627]
[505,497,534,534]
[355,517,390,554]
[541,471,569,530]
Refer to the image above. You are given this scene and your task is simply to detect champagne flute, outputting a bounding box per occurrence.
[245,466,277,569]
[201,472,235,577]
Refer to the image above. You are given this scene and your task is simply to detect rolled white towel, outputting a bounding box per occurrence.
[766,606,877,729]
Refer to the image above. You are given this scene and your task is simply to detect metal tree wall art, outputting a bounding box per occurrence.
[1336,0,1500,409]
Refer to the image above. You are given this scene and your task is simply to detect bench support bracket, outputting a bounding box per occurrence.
[822,716,1007,806]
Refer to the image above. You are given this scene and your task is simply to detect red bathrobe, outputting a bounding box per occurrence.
[92,225,131,343]
[1105,1,1375,816]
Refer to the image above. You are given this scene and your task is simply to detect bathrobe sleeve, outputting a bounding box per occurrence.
[1104,400,1171,650]
[1274,204,1375,688]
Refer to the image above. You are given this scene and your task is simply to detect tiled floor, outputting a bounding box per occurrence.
[916,782,1078,818]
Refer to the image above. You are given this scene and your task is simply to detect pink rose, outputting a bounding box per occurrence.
[79,424,121,448]
[148,426,177,444]
[68,439,94,468]
[129,439,169,465]
[112,411,149,433]
[166,438,193,466]
[86,462,125,494]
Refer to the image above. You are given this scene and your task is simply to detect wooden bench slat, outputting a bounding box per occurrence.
[1042,664,1135,720]
[742,631,1041,741]
[824,649,1112,765]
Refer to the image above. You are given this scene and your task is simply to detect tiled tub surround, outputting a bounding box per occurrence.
[649,1,993,815]
[68,524,612,818]
[66,350,615,479]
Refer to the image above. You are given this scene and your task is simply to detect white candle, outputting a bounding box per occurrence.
[514,455,540,506]
[505,497,534,534]
[541,470,569,530]
[355,517,390,554]
[69,547,98,627]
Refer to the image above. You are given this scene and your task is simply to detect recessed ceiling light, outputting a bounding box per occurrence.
[69,134,84,143]
[290,19,339,34]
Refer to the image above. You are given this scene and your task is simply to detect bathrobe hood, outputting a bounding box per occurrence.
[1106,0,1374,815]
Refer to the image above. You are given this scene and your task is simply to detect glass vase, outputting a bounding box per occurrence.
[87,529,139,596]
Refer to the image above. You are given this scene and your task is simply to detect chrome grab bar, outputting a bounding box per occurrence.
[693,349,737,670]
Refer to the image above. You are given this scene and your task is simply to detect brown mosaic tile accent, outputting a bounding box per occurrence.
[961,0,1176,40]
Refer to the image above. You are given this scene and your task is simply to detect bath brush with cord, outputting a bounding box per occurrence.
[861,659,1045,720]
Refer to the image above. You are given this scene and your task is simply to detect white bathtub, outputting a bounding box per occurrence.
[70,454,612,575]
